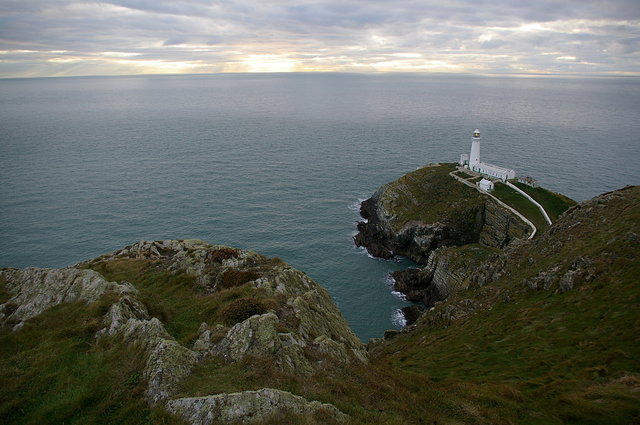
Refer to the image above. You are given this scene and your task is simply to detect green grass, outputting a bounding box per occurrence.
[3,186,637,424]
[0,298,183,425]
[381,163,486,231]
[511,181,577,221]
[379,275,640,424]
[493,182,550,233]
[376,186,640,424]
[84,259,278,344]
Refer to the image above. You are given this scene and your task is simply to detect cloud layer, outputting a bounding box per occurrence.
[1,0,639,77]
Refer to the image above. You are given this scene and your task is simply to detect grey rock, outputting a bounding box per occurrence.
[80,240,367,369]
[192,322,228,352]
[166,388,347,424]
[0,267,135,330]
[145,339,198,405]
[211,312,313,375]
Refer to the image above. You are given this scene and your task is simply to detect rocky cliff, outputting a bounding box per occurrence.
[1,239,363,424]
[1,186,638,424]
[354,163,530,311]
[354,163,529,263]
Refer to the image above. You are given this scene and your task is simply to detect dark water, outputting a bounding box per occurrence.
[1,73,639,340]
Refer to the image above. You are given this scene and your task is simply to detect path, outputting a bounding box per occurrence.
[505,181,553,225]
[449,171,537,239]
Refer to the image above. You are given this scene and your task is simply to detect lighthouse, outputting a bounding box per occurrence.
[469,129,481,167]
[459,128,516,182]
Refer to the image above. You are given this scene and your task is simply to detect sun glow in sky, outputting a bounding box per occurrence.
[0,0,639,78]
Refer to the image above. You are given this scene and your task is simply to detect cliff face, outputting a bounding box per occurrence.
[392,244,500,306]
[354,164,529,264]
[354,163,529,310]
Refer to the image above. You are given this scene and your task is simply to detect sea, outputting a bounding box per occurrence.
[1,73,639,341]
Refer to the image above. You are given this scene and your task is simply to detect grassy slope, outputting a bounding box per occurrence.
[376,186,640,424]
[0,295,182,425]
[388,164,572,239]
[511,181,578,221]
[493,182,550,233]
[381,163,485,232]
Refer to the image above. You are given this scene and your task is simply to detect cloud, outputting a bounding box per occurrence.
[0,0,638,77]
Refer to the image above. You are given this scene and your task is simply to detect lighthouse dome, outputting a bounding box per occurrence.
[473,129,480,138]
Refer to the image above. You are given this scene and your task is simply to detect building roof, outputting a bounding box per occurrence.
[477,162,515,175]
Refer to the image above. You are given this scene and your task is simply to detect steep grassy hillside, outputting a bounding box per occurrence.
[512,181,577,221]
[376,185,640,424]
[1,186,638,424]
[0,292,179,424]
[493,182,550,232]
[375,163,485,230]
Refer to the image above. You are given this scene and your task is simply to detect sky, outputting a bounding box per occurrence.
[0,0,639,78]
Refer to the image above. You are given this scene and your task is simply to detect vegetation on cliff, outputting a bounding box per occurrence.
[354,163,533,264]
[1,181,638,424]
[377,185,640,424]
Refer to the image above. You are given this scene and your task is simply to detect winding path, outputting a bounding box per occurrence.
[449,171,537,239]
[505,181,553,225]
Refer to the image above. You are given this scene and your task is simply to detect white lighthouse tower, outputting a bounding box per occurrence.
[469,129,481,167]
[461,128,516,181]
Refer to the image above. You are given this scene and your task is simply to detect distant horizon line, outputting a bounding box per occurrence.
[1,70,639,81]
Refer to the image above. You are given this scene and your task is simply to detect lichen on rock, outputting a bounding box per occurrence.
[166,388,347,425]
[0,267,135,331]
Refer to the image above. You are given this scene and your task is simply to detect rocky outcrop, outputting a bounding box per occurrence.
[95,292,198,404]
[354,164,529,264]
[2,239,357,422]
[478,200,530,248]
[202,312,313,375]
[522,256,596,293]
[389,244,501,323]
[414,186,639,330]
[84,239,366,370]
[166,388,347,424]
[0,267,135,331]
[354,196,481,263]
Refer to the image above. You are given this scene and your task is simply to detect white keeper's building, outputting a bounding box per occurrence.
[459,129,516,182]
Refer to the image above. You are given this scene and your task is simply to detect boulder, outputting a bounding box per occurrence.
[0,267,135,331]
[166,388,347,424]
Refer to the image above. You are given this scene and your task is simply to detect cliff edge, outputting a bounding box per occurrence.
[1,240,363,424]
[354,163,530,264]
[354,163,535,313]
[1,184,638,424]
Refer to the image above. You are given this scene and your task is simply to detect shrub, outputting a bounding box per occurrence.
[208,248,240,263]
[219,269,261,289]
[220,297,277,326]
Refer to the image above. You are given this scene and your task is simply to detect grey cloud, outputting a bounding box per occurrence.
[0,0,638,77]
